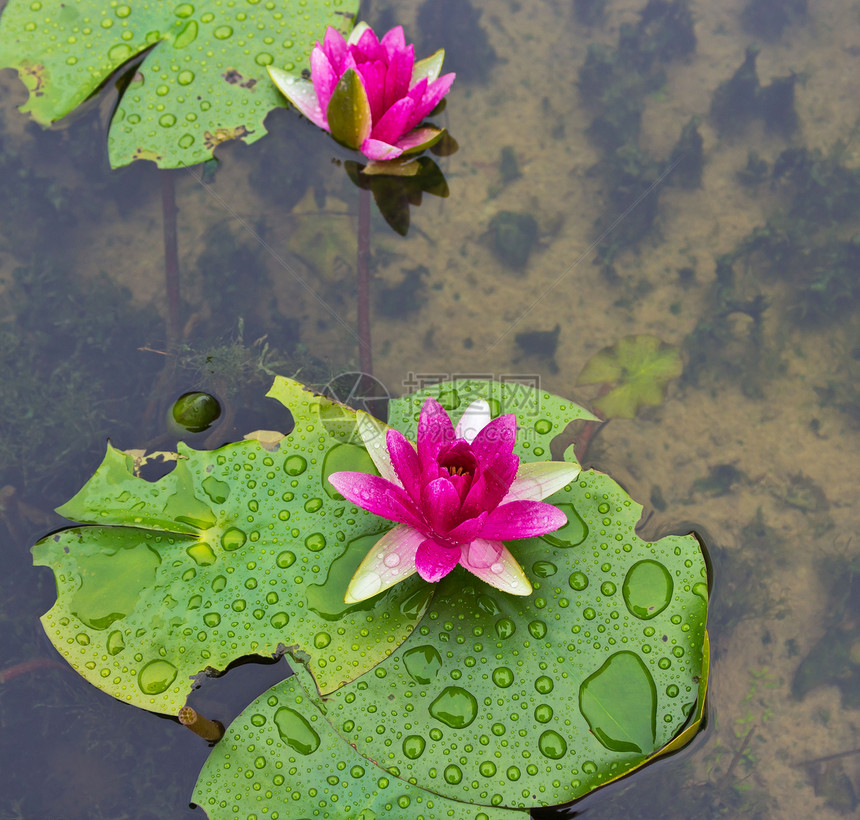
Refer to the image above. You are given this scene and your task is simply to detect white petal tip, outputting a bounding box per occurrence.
[344,569,383,604]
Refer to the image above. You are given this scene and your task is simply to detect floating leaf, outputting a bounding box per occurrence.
[32,378,430,714]
[0,0,358,168]
[577,334,683,418]
[193,380,710,816]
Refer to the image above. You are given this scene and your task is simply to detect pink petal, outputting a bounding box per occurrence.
[343,524,423,603]
[480,500,569,540]
[321,26,349,74]
[470,414,517,464]
[416,397,455,484]
[461,451,519,517]
[352,26,385,62]
[310,46,339,115]
[359,138,404,161]
[370,96,416,144]
[328,471,424,529]
[454,399,491,443]
[415,538,461,582]
[386,429,421,500]
[503,461,581,503]
[463,538,501,569]
[384,44,414,112]
[355,59,387,123]
[460,539,532,596]
[446,511,488,545]
[355,412,401,488]
[380,25,406,61]
[407,72,455,131]
[421,477,462,535]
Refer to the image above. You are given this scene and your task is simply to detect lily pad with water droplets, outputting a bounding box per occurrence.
[577,334,683,419]
[0,0,358,168]
[32,377,431,714]
[193,380,709,816]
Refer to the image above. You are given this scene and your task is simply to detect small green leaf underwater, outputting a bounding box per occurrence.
[32,377,710,815]
[0,0,359,168]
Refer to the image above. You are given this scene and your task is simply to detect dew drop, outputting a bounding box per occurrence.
[538,729,568,759]
[535,675,554,694]
[270,611,289,628]
[314,631,331,648]
[304,497,323,512]
[203,613,220,627]
[403,645,442,684]
[492,667,514,688]
[569,571,588,591]
[276,550,295,568]
[532,560,557,578]
[284,455,307,476]
[107,630,125,655]
[138,659,177,694]
[220,527,247,552]
[402,735,426,759]
[255,51,274,65]
[213,24,233,38]
[601,581,616,596]
[507,765,521,781]
[534,704,553,723]
[534,419,553,435]
[622,560,674,620]
[495,617,516,639]
[429,686,478,728]
[383,552,401,568]
[443,764,463,784]
[541,503,588,547]
[177,69,195,85]
[528,620,547,639]
[304,532,326,552]
[273,707,320,754]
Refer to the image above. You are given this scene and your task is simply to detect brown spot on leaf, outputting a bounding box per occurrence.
[20,62,47,97]
[203,125,255,149]
[222,69,243,84]
[132,147,163,162]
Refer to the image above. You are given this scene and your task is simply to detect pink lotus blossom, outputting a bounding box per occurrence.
[268,23,455,162]
[328,398,580,603]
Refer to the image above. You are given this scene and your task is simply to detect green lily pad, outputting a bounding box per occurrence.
[192,380,710,816]
[0,0,358,168]
[32,377,430,714]
[577,335,683,419]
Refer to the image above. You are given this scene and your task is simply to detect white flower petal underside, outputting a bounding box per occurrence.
[454,399,492,443]
[344,524,423,603]
[503,461,581,503]
[356,411,401,487]
[460,539,532,596]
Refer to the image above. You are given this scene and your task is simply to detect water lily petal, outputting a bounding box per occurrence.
[480,500,568,540]
[351,25,385,62]
[417,397,455,483]
[328,471,423,528]
[346,21,372,48]
[386,429,421,499]
[422,477,463,534]
[268,69,327,129]
[415,538,461,582]
[504,461,581,502]
[310,46,339,118]
[371,96,416,145]
[384,43,415,112]
[355,412,400,487]
[463,537,501,569]
[411,48,445,85]
[462,450,519,517]
[394,126,445,155]
[454,399,492,443]
[344,524,422,603]
[322,25,349,74]
[380,25,407,61]
[359,138,404,161]
[461,539,532,596]
[408,72,455,131]
[326,67,373,150]
[470,413,517,464]
[356,59,387,123]
[446,511,488,545]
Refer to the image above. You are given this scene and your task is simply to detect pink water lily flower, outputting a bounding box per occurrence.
[328,398,581,603]
[268,23,455,162]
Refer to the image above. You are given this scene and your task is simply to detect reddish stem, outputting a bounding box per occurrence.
[161,170,181,347]
[0,658,66,684]
[357,185,373,375]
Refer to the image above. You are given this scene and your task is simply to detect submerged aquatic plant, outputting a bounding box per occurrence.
[330,397,580,601]
[269,23,454,161]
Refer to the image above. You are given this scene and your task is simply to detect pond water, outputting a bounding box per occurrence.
[1,0,859,817]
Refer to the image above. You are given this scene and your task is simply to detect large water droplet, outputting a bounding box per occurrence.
[622,560,674,620]
[492,667,514,688]
[444,763,463,784]
[273,707,320,754]
[201,476,230,504]
[402,735,425,759]
[304,532,326,552]
[220,527,247,551]
[429,686,478,728]
[579,651,657,754]
[495,617,516,639]
[276,550,295,568]
[284,455,307,476]
[403,645,442,684]
[538,729,568,759]
[138,659,177,694]
[541,503,588,547]
[106,630,125,655]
